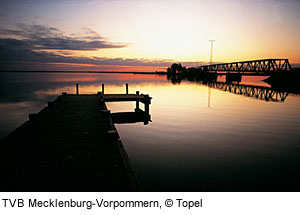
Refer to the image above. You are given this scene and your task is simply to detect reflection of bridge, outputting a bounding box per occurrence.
[199,59,292,75]
[208,82,289,102]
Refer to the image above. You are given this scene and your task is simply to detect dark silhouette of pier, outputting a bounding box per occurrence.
[0,85,151,191]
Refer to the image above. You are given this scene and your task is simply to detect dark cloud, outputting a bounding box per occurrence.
[0,24,126,50]
[0,39,173,68]
[0,39,174,70]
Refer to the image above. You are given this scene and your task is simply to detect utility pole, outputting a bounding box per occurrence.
[208,40,215,108]
[209,40,215,65]
[208,87,211,108]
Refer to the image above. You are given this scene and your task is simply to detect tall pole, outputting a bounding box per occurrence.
[208,87,211,108]
[208,40,215,108]
[209,40,215,65]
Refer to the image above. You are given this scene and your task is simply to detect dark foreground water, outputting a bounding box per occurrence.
[0,72,299,191]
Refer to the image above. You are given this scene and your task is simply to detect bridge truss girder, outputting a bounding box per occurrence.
[201,59,292,74]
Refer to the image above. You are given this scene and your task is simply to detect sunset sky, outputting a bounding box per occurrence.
[0,0,299,71]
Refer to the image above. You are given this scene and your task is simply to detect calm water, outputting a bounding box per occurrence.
[0,72,299,191]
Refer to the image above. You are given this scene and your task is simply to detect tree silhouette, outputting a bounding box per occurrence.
[167,63,187,74]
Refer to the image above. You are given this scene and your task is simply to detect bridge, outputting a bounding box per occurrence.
[199,59,292,75]
[208,81,289,102]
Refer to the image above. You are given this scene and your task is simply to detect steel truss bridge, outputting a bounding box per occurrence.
[199,59,292,75]
[208,82,289,102]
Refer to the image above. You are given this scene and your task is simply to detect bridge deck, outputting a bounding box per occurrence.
[0,94,143,191]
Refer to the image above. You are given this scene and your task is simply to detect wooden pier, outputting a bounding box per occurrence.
[0,85,151,191]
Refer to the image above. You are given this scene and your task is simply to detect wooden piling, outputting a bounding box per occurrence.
[135,91,139,111]
[76,83,79,95]
[126,83,129,94]
[144,94,150,114]
[98,91,103,99]
[102,84,105,95]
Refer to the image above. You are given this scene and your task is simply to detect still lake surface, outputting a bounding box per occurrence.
[0,72,299,191]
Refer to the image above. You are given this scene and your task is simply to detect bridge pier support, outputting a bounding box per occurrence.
[226,73,242,83]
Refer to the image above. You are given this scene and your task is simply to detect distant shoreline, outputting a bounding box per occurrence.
[0,70,167,75]
[1,67,299,74]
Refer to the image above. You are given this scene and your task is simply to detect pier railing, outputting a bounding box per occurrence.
[76,83,152,119]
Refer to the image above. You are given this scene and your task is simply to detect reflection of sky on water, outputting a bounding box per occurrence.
[1,72,300,191]
[0,72,166,102]
[109,81,300,190]
[0,72,166,137]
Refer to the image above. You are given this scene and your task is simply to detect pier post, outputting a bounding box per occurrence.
[98,91,104,101]
[135,91,139,111]
[76,83,79,95]
[144,94,150,114]
[102,84,105,95]
[126,83,129,94]
[226,73,242,83]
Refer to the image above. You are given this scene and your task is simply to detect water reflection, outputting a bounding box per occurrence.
[167,72,300,103]
[1,72,300,191]
[0,72,163,138]
[208,82,289,102]
[0,72,165,103]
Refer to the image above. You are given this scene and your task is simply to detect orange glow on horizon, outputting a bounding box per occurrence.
[50,62,167,72]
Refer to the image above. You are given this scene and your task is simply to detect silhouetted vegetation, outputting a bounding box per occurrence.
[167,63,186,74]
[166,63,217,84]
